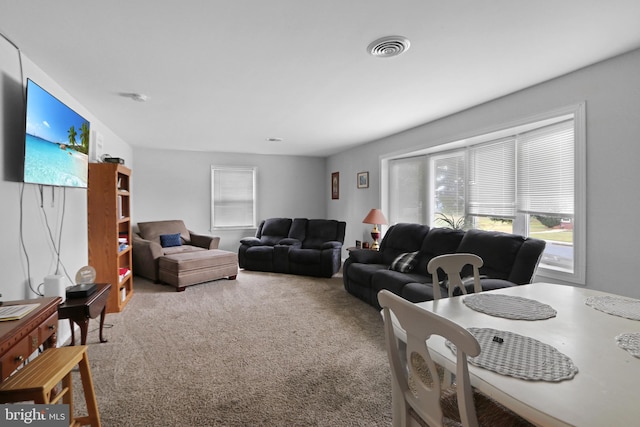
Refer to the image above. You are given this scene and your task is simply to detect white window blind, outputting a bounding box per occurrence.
[389,156,427,224]
[431,151,466,220]
[517,120,574,216]
[468,138,516,217]
[211,166,256,229]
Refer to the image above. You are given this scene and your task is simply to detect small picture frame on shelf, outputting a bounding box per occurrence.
[356,240,362,249]
[357,171,369,189]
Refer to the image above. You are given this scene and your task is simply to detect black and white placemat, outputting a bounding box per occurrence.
[585,295,640,321]
[446,327,578,381]
[616,332,640,358]
[463,294,556,320]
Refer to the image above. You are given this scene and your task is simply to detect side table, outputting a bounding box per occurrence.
[58,283,111,345]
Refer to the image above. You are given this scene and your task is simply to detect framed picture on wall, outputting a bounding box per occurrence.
[357,171,369,189]
[331,172,339,199]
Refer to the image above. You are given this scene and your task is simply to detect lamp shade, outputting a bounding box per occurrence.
[362,208,388,225]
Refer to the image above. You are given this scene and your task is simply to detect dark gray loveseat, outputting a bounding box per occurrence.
[343,223,546,308]
[239,217,346,278]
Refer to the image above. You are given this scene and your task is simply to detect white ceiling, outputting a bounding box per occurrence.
[2,1,640,157]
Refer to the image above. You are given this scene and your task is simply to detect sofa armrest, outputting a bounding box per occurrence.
[278,238,302,247]
[240,237,263,247]
[348,249,383,264]
[321,241,342,250]
[190,231,220,249]
[132,235,164,281]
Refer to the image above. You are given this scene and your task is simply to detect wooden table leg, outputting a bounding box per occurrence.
[79,319,90,346]
[68,319,76,346]
[98,306,108,343]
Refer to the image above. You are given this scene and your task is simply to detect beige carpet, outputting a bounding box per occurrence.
[73,270,392,426]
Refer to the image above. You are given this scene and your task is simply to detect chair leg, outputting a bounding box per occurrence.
[75,352,101,427]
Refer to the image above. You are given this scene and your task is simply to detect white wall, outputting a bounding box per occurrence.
[328,48,640,299]
[132,147,327,252]
[0,39,132,344]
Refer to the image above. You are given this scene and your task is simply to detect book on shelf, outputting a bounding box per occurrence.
[118,267,131,282]
[117,195,124,219]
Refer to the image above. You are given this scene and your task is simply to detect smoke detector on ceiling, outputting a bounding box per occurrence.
[367,36,411,58]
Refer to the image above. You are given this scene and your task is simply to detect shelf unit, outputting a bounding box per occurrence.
[87,163,133,313]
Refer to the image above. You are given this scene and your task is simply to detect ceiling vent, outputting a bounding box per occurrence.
[367,36,410,58]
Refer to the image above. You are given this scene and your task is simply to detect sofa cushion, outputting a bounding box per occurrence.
[302,219,342,249]
[389,251,420,273]
[456,229,524,279]
[160,233,182,248]
[138,220,191,245]
[346,263,388,286]
[401,281,449,303]
[162,245,206,256]
[415,227,466,274]
[288,248,319,264]
[379,223,430,265]
[258,218,292,246]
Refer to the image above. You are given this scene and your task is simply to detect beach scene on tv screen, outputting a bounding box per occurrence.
[24,80,89,188]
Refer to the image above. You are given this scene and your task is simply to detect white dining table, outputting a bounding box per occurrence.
[391,282,640,427]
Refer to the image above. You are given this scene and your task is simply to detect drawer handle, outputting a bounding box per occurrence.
[14,355,24,363]
[48,324,56,330]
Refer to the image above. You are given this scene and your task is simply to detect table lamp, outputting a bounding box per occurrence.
[362,208,388,250]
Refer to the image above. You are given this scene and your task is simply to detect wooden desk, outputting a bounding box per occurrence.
[0,297,60,381]
[396,283,640,426]
[58,283,111,346]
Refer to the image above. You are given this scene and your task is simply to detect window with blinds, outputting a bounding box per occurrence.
[389,156,427,224]
[387,104,585,283]
[468,138,516,218]
[517,120,574,217]
[211,166,256,229]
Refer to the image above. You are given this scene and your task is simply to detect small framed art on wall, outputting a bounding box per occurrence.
[357,171,369,189]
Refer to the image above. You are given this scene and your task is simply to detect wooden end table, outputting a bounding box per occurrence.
[58,283,111,345]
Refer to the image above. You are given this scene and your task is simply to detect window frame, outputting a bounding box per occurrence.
[381,103,586,285]
[210,165,257,230]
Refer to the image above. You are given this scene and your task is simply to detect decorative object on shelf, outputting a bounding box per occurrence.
[331,172,339,199]
[75,265,96,285]
[362,208,388,250]
[357,171,369,189]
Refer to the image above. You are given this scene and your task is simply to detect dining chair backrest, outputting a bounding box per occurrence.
[378,290,482,427]
[427,253,483,300]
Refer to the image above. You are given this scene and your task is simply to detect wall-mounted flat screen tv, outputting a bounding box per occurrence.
[23,79,90,188]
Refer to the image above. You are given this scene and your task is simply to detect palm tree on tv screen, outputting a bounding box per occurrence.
[67,125,77,149]
[79,122,90,154]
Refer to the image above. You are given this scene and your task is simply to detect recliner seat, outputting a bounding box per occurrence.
[239,218,346,278]
[343,223,546,308]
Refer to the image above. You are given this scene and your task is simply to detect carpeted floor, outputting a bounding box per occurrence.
[73,270,392,426]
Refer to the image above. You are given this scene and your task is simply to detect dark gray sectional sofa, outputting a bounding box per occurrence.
[343,223,546,308]
[239,217,346,278]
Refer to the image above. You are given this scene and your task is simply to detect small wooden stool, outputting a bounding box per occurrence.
[0,345,100,427]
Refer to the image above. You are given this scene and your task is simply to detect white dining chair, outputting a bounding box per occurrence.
[378,289,533,427]
[427,253,483,300]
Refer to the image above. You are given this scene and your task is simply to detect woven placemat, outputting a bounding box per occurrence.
[463,294,556,320]
[585,295,640,321]
[616,332,640,358]
[446,327,578,381]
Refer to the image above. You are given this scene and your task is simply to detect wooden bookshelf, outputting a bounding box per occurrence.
[87,163,133,313]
